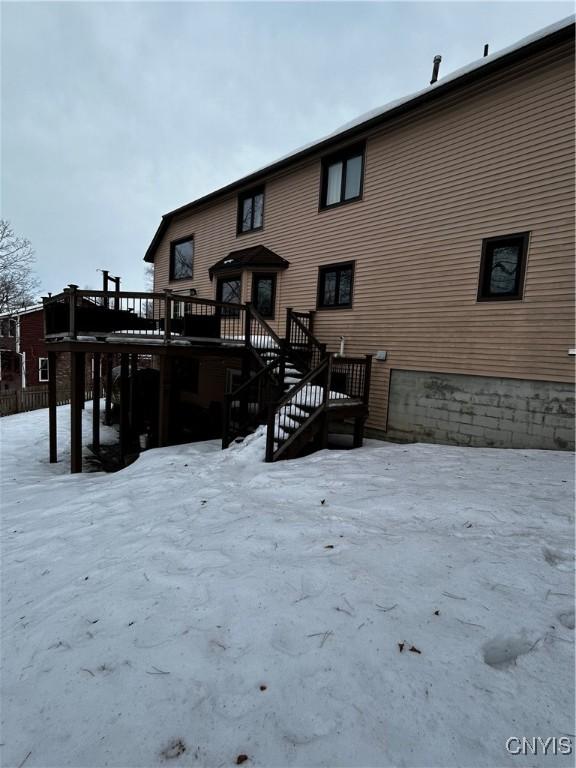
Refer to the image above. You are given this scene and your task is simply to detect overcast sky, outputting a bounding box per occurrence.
[2,1,572,294]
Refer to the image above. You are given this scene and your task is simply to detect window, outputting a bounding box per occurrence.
[252,274,276,318]
[0,319,16,337]
[39,357,49,382]
[478,233,529,301]
[320,144,365,209]
[170,236,194,280]
[317,262,354,309]
[217,275,242,316]
[237,187,264,234]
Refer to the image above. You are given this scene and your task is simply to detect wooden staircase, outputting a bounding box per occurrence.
[222,307,372,462]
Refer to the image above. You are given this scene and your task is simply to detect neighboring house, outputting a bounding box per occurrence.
[143,17,575,452]
[45,17,575,473]
[0,305,95,399]
[0,306,50,391]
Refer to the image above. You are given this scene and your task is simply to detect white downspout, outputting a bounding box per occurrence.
[337,335,346,357]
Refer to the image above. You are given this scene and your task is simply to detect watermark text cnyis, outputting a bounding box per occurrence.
[506,737,573,756]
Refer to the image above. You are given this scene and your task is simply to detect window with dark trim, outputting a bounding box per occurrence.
[317,262,355,309]
[320,144,365,209]
[170,236,194,280]
[478,232,529,301]
[217,275,242,316]
[237,187,264,234]
[0,319,16,337]
[39,357,49,382]
[252,273,276,318]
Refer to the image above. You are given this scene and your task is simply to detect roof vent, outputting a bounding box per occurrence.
[483,43,489,57]
[430,55,442,85]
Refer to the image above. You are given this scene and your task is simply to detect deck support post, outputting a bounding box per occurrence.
[48,351,57,463]
[158,354,172,447]
[92,352,101,453]
[70,351,85,473]
[353,416,367,448]
[79,349,86,410]
[321,355,333,449]
[104,353,113,425]
[119,354,130,462]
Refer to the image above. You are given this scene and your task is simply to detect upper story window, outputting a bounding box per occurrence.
[170,236,194,280]
[237,187,264,234]
[317,261,355,309]
[0,318,16,337]
[320,143,365,209]
[478,233,529,301]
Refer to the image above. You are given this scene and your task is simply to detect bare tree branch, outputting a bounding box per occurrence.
[0,220,39,313]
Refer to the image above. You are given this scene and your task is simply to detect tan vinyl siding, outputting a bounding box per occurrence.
[152,40,575,433]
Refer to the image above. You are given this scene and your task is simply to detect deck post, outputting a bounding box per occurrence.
[79,346,86,410]
[265,404,276,462]
[244,303,252,349]
[92,352,101,453]
[363,354,373,405]
[68,284,78,340]
[321,355,333,449]
[104,353,113,425]
[158,354,172,447]
[353,416,367,448]
[119,354,130,462]
[163,290,172,343]
[285,307,292,345]
[70,351,84,473]
[48,351,57,463]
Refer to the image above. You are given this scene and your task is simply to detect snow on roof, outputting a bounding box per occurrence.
[145,14,574,261]
[260,15,575,169]
[0,303,43,320]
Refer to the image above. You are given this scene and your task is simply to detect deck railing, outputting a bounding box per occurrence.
[222,357,283,448]
[43,287,254,346]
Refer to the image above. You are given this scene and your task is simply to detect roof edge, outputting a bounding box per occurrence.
[144,16,575,263]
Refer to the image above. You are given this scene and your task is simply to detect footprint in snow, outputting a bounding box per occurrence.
[482,634,537,669]
[542,546,575,571]
[557,609,575,630]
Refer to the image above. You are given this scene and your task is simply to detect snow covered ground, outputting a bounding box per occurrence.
[1,405,574,768]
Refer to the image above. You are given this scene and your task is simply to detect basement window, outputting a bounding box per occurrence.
[478,233,529,301]
[317,261,354,309]
[320,143,365,209]
[39,357,49,382]
[170,236,194,281]
[237,187,264,234]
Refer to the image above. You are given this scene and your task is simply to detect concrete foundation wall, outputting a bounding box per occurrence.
[386,370,575,451]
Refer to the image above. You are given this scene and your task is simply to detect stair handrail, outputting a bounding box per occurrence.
[226,356,281,401]
[286,308,327,371]
[222,356,283,448]
[265,356,331,462]
[245,302,284,351]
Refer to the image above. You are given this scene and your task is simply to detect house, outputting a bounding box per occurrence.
[0,304,97,415]
[0,305,49,392]
[144,18,575,448]
[44,16,575,472]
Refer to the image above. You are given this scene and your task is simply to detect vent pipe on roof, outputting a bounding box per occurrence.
[483,43,489,57]
[430,55,442,85]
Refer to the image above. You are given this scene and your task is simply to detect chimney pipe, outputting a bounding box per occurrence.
[483,43,489,57]
[430,55,442,85]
